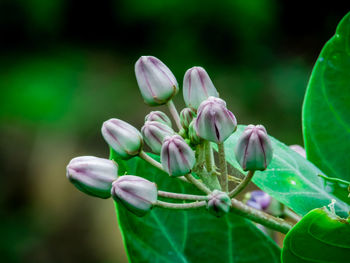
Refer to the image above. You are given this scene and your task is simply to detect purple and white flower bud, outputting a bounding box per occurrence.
[135,56,178,106]
[145,111,172,128]
[207,190,231,217]
[183,66,219,109]
[188,119,201,145]
[111,175,157,217]
[141,121,175,154]
[289,144,306,158]
[102,118,143,160]
[245,190,271,211]
[235,125,273,171]
[161,135,195,177]
[66,156,118,199]
[195,97,237,143]
[180,108,196,130]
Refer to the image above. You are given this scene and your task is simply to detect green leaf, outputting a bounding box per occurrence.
[281,208,350,263]
[112,153,281,263]
[223,125,350,217]
[319,174,350,205]
[303,12,350,182]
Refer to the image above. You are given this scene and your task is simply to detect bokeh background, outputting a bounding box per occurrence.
[1,1,349,262]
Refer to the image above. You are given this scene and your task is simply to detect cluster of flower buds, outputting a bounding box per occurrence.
[66,54,275,219]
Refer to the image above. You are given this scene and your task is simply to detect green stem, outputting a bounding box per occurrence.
[218,142,228,192]
[230,198,293,234]
[167,100,182,131]
[229,170,255,198]
[283,207,302,222]
[184,173,212,194]
[155,200,206,209]
[139,151,164,171]
[158,191,208,201]
[204,141,213,172]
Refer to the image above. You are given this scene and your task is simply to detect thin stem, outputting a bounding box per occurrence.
[139,151,164,171]
[204,141,214,172]
[230,198,293,234]
[167,100,182,131]
[284,207,302,222]
[229,170,255,198]
[158,190,208,201]
[218,142,228,192]
[155,200,206,209]
[184,173,212,194]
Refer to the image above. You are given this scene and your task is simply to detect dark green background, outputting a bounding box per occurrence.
[0,1,348,262]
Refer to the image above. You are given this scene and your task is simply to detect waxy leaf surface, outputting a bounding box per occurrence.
[303,12,350,182]
[111,152,281,263]
[282,208,350,263]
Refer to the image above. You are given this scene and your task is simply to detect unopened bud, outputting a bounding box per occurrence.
[183,66,219,109]
[245,190,271,211]
[135,56,178,106]
[145,111,172,127]
[235,125,273,171]
[180,108,196,130]
[195,97,237,143]
[66,156,118,199]
[141,121,175,154]
[161,135,195,177]
[102,118,143,159]
[289,144,306,158]
[111,175,157,217]
[207,190,231,217]
[188,119,201,145]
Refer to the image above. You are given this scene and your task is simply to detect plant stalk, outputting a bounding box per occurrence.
[158,191,208,200]
[155,200,206,209]
[167,100,182,131]
[218,142,228,192]
[184,173,212,194]
[230,198,293,234]
[229,170,255,198]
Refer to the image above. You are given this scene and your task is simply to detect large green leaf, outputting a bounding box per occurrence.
[111,153,281,263]
[302,12,350,182]
[319,174,350,205]
[281,208,350,263]
[223,126,349,217]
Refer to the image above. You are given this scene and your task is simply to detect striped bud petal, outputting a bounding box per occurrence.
[135,56,178,106]
[234,125,273,171]
[141,121,175,154]
[207,190,231,217]
[180,107,196,130]
[111,175,157,217]
[145,111,172,127]
[102,118,143,160]
[161,135,195,177]
[66,156,118,199]
[183,66,219,109]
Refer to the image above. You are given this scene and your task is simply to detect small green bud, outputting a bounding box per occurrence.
[145,111,172,127]
[195,97,237,143]
[135,56,178,106]
[66,156,118,199]
[111,175,157,217]
[188,119,201,145]
[183,66,219,109]
[101,118,143,159]
[161,135,195,177]
[235,125,273,171]
[207,190,231,217]
[180,108,196,130]
[141,121,175,154]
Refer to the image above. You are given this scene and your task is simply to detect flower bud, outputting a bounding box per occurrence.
[195,97,237,143]
[102,118,143,159]
[66,156,118,199]
[135,56,178,106]
[235,125,273,171]
[161,135,195,177]
[188,119,201,145]
[111,175,157,217]
[141,121,175,154]
[207,190,231,217]
[245,190,271,211]
[145,111,172,127]
[180,108,196,130]
[183,66,219,109]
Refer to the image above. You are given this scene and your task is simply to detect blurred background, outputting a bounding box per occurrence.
[0,0,349,262]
